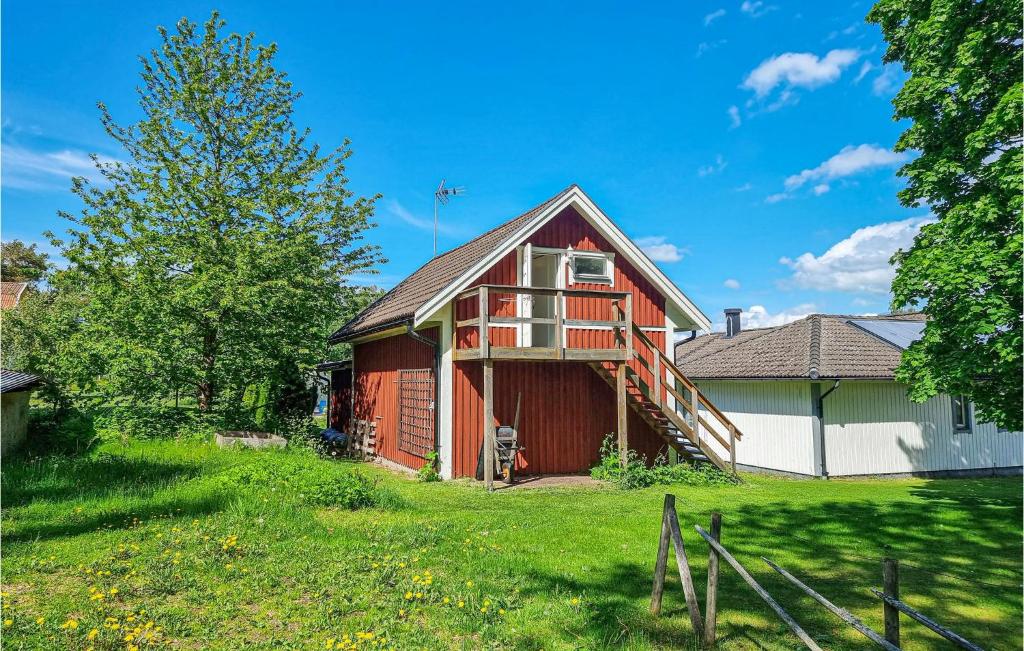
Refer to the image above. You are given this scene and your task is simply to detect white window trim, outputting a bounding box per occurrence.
[568,250,615,287]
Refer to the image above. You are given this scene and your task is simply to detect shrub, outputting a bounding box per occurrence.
[590,435,735,489]
[23,407,99,455]
[216,450,396,510]
[417,451,441,482]
[92,405,213,442]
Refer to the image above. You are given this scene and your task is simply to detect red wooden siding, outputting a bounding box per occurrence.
[451,360,667,477]
[353,328,438,470]
[328,369,351,430]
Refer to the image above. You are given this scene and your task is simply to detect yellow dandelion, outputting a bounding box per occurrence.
[87,628,99,640]
[457,600,465,608]
[499,608,506,615]
[35,617,45,626]
[465,580,473,587]
[570,597,580,606]
[404,591,413,600]
[325,638,336,649]
[61,619,79,629]
[3,619,12,627]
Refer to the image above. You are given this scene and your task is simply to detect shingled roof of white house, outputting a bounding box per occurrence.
[674,313,927,380]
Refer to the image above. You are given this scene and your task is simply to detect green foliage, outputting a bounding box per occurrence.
[92,405,213,443]
[24,407,100,456]
[1,288,102,411]
[216,449,393,509]
[867,0,1022,429]
[417,451,441,482]
[0,239,50,283]
[46,12,382,420]
[590,436,735,489]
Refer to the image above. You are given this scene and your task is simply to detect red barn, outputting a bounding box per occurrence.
[329,185,742,483]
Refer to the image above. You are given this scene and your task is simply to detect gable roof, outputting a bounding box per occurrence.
[674,313,927,380]
[1,368,43,394]
[331,185,710,342]
[0,282,28,309]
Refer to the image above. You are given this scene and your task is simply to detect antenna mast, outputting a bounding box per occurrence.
[433,179,465,257]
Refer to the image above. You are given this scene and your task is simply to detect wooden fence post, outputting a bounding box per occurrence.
[882,558,900,647]
[616,361,628,468]
[703,512,722,647]
[650,495,673,615]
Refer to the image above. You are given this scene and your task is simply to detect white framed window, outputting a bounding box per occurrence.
[951,394,972,433]
[568,251,614,286]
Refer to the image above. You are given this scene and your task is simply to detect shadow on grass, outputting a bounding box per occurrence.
[505,481,1021,650]
[1,452,204,508]
[2,491,230,543]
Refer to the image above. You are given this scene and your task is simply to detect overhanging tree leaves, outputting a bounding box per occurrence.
[868,0,1022,430]
[51,13,382,417]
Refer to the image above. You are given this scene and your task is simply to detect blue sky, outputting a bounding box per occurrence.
[2,1,926,330]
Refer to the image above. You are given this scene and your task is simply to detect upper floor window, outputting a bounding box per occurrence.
[951,394,972,432]
[569,251,614,285]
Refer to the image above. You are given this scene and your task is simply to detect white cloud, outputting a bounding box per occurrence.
[637,236,686,263]
[872,65,901,96]
[740,1,776,18]
[386,198,463,235]
[854,61,873,83]
[696,40,726,57]
[727,105,742,128]
[765,192,790,203]
[723,278,741,289]
[704,8,726,25]
[812,183,831,195]
[779,216,935,293]
[784,144,907,191]
[734,182,753,192]
[698,154,728,177]
[1,145,117,190]
[741,304,816,329]
[742,49,860,99]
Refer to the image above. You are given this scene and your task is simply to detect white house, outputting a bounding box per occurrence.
[676,310,1023,478]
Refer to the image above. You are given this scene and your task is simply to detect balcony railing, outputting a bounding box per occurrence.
[452,284,633,362]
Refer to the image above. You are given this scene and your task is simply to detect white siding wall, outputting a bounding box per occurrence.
[824,381,1023,476]
[695,380,816,475]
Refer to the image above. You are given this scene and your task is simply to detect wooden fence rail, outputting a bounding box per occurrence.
[648,494,989,651]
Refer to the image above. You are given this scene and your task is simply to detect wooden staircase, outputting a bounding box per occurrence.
[589,323,743,473]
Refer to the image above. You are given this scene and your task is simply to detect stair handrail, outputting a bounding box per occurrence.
[629,323,743,474]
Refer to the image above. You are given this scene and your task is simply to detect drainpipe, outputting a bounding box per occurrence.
[814,379,840,478]
[406,321,442,460]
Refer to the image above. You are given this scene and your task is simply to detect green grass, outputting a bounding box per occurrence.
[2,440,1020,650]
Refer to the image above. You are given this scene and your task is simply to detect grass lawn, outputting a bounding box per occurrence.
[2,440,1020,650]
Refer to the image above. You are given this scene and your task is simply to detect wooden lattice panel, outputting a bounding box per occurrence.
[397,368,435,458]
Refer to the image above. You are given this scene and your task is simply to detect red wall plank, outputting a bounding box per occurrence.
[353,328,438,470]
[451,360,667,477]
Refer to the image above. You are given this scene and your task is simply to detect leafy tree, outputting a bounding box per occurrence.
[2,288,101,411]
[50,13,382,419]
[868,0,1022,430]
[1,240,50,283]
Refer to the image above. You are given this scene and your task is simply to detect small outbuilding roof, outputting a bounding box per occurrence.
[674,313,926,380]
[0,282,28,309]
[0,368,43,394]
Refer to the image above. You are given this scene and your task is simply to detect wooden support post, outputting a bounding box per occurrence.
[703,512,722,648]
[478,286,490,359]
[882,558,900,648]
[616,361,628,468]
[483,358,495,491]
[666,497,705,637]
[652,348,662,408]
[554,289,563,358]
[624,294,634,362]
[728,423,737,475]
[649,495,673,615]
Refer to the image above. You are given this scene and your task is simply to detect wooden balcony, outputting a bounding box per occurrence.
[452,284,633,362]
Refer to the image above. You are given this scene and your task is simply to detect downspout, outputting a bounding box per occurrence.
[406,321,442,461]
[816,379,840,478]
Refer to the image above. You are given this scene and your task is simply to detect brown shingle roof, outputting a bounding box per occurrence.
[330,185,577,342]
[0,282,28,309]
[675,313,926,380]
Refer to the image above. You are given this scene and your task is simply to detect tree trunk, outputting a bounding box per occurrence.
[197,326,218,412]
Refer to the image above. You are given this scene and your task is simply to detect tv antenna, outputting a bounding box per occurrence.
[433,179,466,257]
